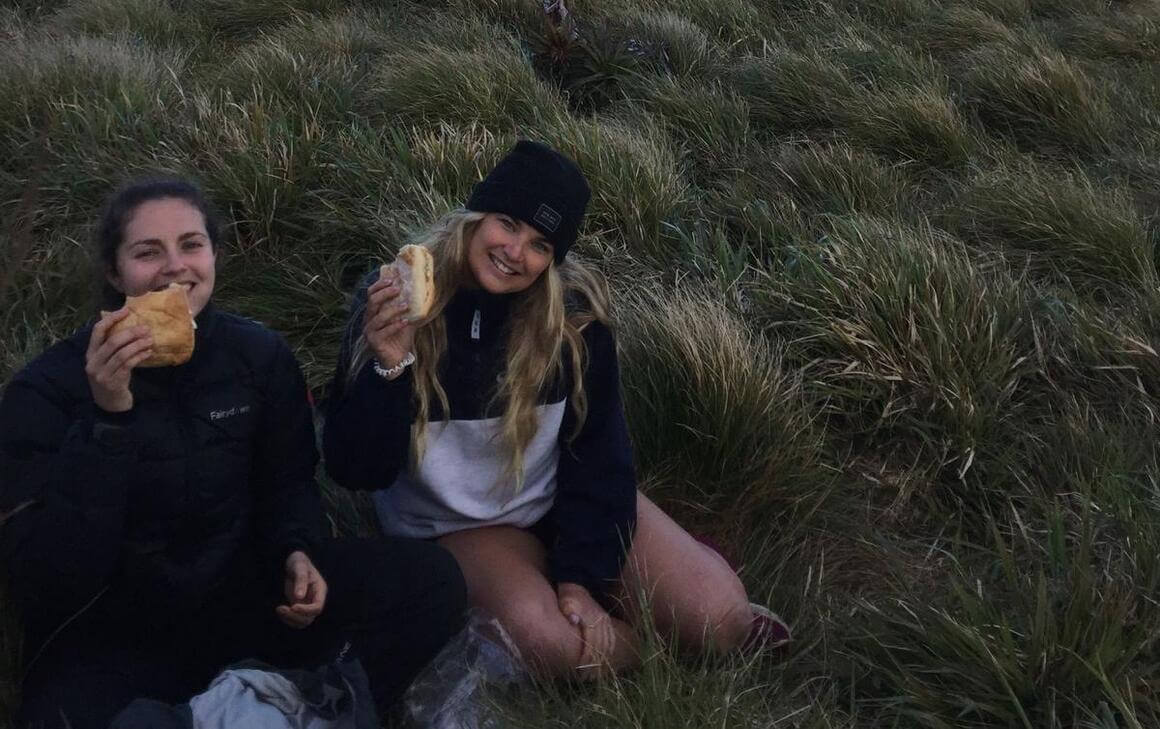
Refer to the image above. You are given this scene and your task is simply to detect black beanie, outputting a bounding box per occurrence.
[466,140,590,262]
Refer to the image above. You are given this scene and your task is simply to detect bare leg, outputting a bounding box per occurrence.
[438,525,638,679]
[614,491,754,654]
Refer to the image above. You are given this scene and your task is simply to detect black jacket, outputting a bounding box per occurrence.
[0,305,322,644]
[323,279,637,604]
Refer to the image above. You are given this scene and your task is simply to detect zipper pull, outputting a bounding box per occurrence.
[471,309,481,340]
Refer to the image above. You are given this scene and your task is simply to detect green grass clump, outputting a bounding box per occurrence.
[211,37,361,126]
[614,9,723,79]
[747,142,913,219]
[905,5,1019,56]
[574,0,766,48]
[552,116,689,261]
[732,51,857,136]
[855,497,1160,727]
[751,216,1037,503]
[363,43,562,130]
[50,0,204,49]
[960,43,1120,154]
[637,77,750,173]
[0,33,180,133]
[947,162,1156,297]
[194,0,350,40]
[848,85,975,168]
[616,280,822,527]
[1055,9,1160,62]
[307,122,509,247]
[182,88,332,252]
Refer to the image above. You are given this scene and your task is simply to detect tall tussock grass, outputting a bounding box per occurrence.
[50,0,204,50]
[193,0,352,40]
[3,1,1160,727]
[363,43,563,129]
[636,77,750,174]
[550,116,689,261]
[906,5,1019,56]
[960,42,1120,154]
[848,85,975,168]
[612,10,723,79]
[1055,8,1160,62]
[210,33,364,125]
[750,216,1037,503]
[946,161,1156,297]
[615,279,822,529]
[732,51,857,136]
[756,142,913,219]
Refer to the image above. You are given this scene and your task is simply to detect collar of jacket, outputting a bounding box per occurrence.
[194,301,221,341]
[444,287,517,334]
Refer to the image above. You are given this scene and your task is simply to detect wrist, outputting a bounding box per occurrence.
[95,396,133,414]
[373,351,415,380]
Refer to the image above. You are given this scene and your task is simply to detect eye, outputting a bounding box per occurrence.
[533,240,552,254]
[134,248,158,260]
[498,215,515,231]
[182,239,205,251]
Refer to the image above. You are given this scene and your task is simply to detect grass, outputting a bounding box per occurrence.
[2,0,1159,727]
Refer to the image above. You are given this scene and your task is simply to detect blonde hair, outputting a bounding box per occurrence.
[349,209,612,492]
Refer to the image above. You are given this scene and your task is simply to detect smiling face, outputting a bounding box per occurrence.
[465,213,554,295]
[108,197,217,316]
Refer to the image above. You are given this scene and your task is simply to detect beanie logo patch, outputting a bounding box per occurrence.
[533,203,562,233]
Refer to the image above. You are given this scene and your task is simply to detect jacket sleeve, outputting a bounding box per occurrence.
[549,321,638,607]
[0,367,136,621]
[250,336,324,567]
[322,273,415,492]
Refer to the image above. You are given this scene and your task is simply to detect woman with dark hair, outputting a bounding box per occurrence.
[324,141,791,679]
[0,176,467,729]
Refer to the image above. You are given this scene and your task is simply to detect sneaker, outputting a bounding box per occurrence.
[744,603,792,651]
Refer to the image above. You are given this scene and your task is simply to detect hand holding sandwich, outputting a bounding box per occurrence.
[88,284,196,412]
[84,308,153,413]
[363,246,435,376]
[363,269,416,374]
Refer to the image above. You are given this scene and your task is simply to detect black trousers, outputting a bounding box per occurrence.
[15,537,466,729]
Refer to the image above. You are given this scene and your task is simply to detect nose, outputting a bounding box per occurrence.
[161,249,187,276]
[502,235,526,262]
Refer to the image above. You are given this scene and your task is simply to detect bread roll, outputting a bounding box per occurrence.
[103,283,195,367]
[387,244,435,320]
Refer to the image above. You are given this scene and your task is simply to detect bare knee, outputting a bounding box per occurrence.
[493,596,580,676]
[675,573,753,654]
[711,597,755,654]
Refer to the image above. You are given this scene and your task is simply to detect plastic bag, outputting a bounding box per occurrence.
[403,608,529,729]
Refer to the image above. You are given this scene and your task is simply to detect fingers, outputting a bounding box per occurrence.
[366,274,403,311]
[559,594,615,668]
[86,325,153,400]
[107,344,155,381]
[289,560,309,602]
[278,554,327,629]
[88,308,129,358]
[90,325,152,372]
[578,613,614,665]
[276,578,326,629]
[275,604,316,629]
[364,300,411,335]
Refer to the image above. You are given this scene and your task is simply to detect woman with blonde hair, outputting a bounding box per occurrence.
[324,141,789,678]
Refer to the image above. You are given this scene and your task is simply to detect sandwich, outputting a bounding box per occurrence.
[103,283,195,367]
[384,244,435,321]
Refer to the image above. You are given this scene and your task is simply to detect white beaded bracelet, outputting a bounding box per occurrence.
[373,351,415,380]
